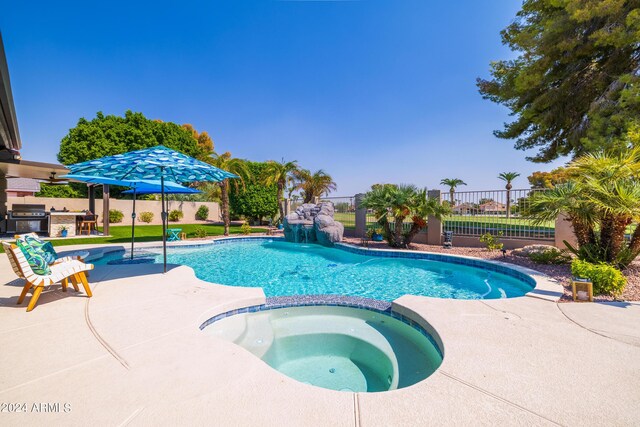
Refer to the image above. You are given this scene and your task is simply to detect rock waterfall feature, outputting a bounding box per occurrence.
[283,202,344,245]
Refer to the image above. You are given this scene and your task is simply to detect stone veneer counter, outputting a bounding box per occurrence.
[48,212,81,237]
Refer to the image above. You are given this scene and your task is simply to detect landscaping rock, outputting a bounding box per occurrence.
[283,201,344,245]
[512,244,558,257]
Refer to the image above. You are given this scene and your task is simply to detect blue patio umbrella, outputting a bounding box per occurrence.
[124,184,200,260]
[65,145,236,272]
[63,175,202,260]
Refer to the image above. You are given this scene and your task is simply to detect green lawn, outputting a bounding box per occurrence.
[1,223,265,252]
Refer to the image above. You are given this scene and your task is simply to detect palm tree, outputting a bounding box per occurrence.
[207,152,251,236]
[361,184,450,247]
[295,169,337,203]
[440,178,466,206]
[263,159,299,221]
[527,148,640,268]
[498,172,520,219]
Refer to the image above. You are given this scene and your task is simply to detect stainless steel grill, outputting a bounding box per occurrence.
[7,204,49,233]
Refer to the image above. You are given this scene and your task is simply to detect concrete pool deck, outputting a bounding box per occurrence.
[1,242,639,426]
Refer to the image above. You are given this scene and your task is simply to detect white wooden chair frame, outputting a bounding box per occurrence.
[2,241,94,312]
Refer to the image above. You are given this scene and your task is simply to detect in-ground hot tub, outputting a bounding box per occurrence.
[202,305,443,392]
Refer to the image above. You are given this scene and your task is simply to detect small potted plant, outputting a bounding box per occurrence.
[60,225,68,238]
[367,227,384,242]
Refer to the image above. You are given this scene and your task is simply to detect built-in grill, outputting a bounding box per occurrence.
[7,204,49,234]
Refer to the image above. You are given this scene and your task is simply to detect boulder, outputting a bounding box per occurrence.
[283,201,343,245]
[512,244,558,257]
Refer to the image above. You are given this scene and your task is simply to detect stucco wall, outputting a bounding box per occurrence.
[7,196,221,225]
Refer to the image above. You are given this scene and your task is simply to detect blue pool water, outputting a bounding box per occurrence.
[94,240,534,301]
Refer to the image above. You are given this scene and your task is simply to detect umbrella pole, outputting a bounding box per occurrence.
[161,173,167,273]
[131,188,136,260]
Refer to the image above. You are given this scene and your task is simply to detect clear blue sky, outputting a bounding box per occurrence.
[2,0,566,195]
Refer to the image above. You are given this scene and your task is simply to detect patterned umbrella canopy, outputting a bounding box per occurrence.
[66,145,237,182]
[65,145,235,272]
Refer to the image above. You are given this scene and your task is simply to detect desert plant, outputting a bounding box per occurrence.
[138,211,154,223]
[480,232,504,251]
[109,209,124,223]
[361,184,450,248]
[529,248,571,265]
[240,223,252,235]
[196,205,209,221]
[168,210,184,222]
[262,159,300,222]
[527,148,640,268]
[293,169,337,203]
[193,226,208,238]
[571,259,626,297]
[498,172,520,219]
[207,152,252,236]
[440,178,466,206]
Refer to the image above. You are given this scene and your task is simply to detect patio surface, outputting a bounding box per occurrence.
[1,242,639,426]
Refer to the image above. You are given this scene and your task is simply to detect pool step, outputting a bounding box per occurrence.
[234,313,275,359]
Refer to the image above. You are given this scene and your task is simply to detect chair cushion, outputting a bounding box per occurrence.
[24,235,58,264]
[15,239,51,275]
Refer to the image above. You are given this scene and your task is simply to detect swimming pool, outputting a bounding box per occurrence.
[202,305,443,392]
[95,238,535,301]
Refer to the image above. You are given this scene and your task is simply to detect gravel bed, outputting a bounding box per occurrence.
[342,237,640,302]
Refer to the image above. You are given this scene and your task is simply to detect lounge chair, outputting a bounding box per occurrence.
[2,241,94,312]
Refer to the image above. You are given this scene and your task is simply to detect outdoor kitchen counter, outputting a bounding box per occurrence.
[48,212,81,237]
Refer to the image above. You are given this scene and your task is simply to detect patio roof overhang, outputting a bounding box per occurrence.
[0,31,21,153]
[0,158,68,180]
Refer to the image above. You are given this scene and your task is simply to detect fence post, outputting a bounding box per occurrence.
[426,189,442,245]
[355,193,366,237]
[555,213,577,249]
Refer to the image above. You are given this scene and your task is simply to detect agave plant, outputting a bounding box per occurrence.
[361,184,450,248]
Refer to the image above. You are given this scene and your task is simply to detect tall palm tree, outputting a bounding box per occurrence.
[263,159,299,221]
[207,152,251,236]
[498,172,520,219]
[440,178,466,206]
[295,169,337,203]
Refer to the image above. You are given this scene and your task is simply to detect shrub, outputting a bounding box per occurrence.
[529,248,571,265]
[479,232,503,250]
[138,211,154,223]
[240,223,252,235]
[193,226,207,238]
[168,210,184,222]
[571,259,627,296]
[196,205,209,220]
[109,209,124,223]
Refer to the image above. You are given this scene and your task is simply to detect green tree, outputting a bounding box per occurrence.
[361,184,450,248]
[36,184,82,198]
[498,172,520,219]
[294,169,337,203]
[477,0,640,162]
[58,111,207,165]
[182,124,214,158]
[527,168,573,189]
[229,162,278,223]
[262,159,299,220]
[440,178,466,205]
[206,152,251,236]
